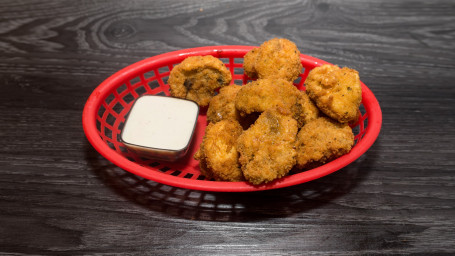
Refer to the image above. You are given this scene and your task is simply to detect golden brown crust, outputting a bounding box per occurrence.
[237,109,298,185]
[243,48,259,79]
[295,117,354,169]
[293,90,321,127]
[243,38,302,82]
[305,64,362,124]
[194,119,244,182]
[235,78,299,116]
[168,55,232,107]
[207,85,242,123]
[235,78,316,128]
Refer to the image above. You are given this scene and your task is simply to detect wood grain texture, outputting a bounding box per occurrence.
[0,0,454,255]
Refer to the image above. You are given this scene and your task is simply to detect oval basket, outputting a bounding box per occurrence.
[82,45,382,192]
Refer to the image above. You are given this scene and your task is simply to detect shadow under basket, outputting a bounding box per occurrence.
[82,45,382,192]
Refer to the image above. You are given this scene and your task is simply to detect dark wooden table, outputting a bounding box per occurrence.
[1,0,454,255]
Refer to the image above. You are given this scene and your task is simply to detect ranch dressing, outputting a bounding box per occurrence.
[121,95,199,160]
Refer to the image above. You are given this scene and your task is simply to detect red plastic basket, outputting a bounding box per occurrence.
[82,46,382,192]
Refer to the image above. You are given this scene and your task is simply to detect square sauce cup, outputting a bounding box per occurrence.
[120,95,199,161]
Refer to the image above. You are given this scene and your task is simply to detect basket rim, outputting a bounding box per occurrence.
[82,45,382,192]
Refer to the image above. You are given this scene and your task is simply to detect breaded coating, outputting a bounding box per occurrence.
[194,119,244,182]
[235,78,314,127]
[243,47,259,79]
[294,90,321,127]
[207,85,242,123]
[237,108,298,185]
[243,38,302,82]
[235,78,299,116]
[295,117,354,169]
[305,64,362,124]
[168,55,232,107]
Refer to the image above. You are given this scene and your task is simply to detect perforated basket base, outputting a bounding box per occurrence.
[82,46,382,192]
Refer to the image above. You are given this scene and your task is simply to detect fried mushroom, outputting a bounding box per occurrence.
[305,64,362,124]
[194,119,244,182]
[237,108,298,185]
[293,90,321,127]
[168,55,232,107]
[207,85,242,124]
[243,38,302,82]
[235,78,299,116]
[235,78,315,127]
[295,117,355,169]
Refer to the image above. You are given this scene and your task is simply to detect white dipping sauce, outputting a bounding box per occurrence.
[121,95,199,159]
